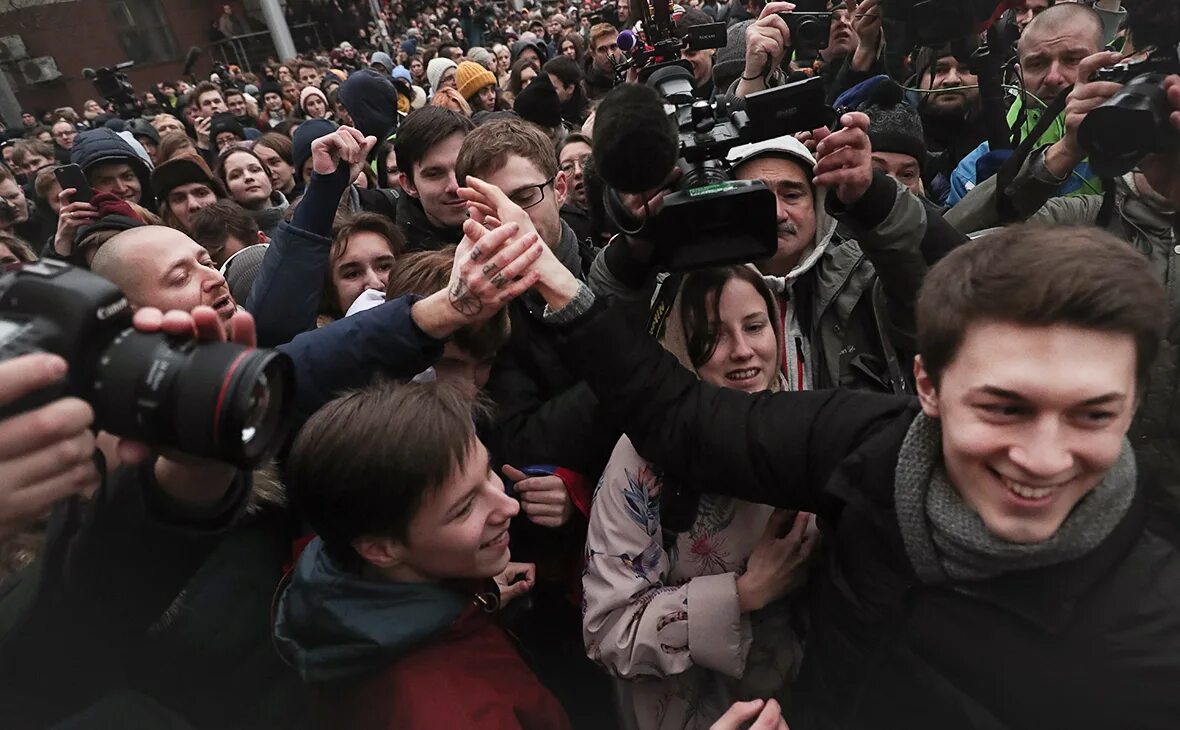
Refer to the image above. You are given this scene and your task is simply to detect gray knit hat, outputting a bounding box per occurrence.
[712,20,754,94]
[857,79,927,173]
[466,45,495,71]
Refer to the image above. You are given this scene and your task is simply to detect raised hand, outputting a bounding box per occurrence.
[813,112,874,205]
[310,126,378,181]
[410,217,544,339]
[53,188,99,257]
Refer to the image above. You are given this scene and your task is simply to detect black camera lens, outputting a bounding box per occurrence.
[91,330,295,468]
[1078,72,1175,178]
[796,18,825,46]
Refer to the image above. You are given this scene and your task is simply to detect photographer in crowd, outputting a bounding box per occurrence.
[946,0,1180,515]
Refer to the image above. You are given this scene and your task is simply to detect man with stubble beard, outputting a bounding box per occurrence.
[912,46,986,205]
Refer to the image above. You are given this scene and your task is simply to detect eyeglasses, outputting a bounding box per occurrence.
[560,155,589,175]
[508,176,556,209]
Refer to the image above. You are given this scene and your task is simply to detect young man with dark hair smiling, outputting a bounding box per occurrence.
[274,381,569,729]
[522,222,1180,727]
[394,106,475,251]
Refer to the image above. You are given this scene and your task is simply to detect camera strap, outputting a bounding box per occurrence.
[994,86,1072,224]
[647,272,681,339]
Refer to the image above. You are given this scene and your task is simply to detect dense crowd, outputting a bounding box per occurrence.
[0,0,1178,728]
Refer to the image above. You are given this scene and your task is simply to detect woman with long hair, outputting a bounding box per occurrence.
[584,265,816,730]
[215,145,290,238]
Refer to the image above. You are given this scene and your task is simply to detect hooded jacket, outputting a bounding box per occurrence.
[946,147,1180,519]
[589,136,939,394]
[273,539,572,729]
[70,128,155,209]
[339,69,399,143]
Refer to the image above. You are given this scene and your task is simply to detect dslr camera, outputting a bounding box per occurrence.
[1079,43,1180,177]
[0,260,294,468]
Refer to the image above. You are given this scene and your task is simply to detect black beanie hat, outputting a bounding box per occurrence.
[209,112,247,145]
[513,76,562,129]
[259,80,283,99]
[857,80,927,173]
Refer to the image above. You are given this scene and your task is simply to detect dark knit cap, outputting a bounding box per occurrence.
[513,76,562,128]
[222,243,269,305]
[151,153,226,198]
[127,118,161,147]
[857,79,927,173]
[292,118,339,183]
[712,20,753,94]
[209,112,246,144]
[259,80,283,98]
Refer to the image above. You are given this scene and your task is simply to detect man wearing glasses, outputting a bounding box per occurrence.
[51,120,78,164]
[452,116,618,727]
[556,133,595,249]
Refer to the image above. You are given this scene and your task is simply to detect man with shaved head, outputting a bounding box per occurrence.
[90,225,237,325]
[947,3,1106,205]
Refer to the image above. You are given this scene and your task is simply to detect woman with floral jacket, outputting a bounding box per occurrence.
[583,266,819,730]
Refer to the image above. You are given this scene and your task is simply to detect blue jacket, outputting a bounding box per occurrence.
[69,128,155,209]
[246,166,350,347]
[276,293,445,430]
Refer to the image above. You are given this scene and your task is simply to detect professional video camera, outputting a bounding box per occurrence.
[0,260,294,468]
[1078,43,1180,178]
[83,61,141,120]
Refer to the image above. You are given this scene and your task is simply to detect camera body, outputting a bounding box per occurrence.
[86,61,141,120]
[780,12,833,53]
[0,260,295,467]
[1079,45,1180,177]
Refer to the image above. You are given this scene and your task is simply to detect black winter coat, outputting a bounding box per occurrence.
[552,299,1180,730]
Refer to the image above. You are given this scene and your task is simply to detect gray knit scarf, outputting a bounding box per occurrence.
[894,413,1137,583]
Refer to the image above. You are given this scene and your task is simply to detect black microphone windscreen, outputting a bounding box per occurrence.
[593,84,679,194]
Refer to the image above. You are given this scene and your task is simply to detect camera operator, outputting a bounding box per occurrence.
[676,9,720,99]
[946,3,1106,205]
[946,0,1180,510]
[589,112,964,394]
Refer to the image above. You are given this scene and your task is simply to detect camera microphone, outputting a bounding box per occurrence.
[617,29,640,54]
[82,67,97,80]
[592,83,679,193]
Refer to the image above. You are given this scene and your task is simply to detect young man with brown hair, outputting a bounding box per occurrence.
[274,380,569,729]
[454,115,616,728]
[526,223,1180,728]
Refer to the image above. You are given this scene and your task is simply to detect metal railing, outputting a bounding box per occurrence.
[207,23,323,74]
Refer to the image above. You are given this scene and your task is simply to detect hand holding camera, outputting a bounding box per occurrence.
[739,2,796,95]
[1044,51,1126,179]
[0,353,99,543]
[119,305,260,509]
[1137,75,1180,208]
[53,188,100,258]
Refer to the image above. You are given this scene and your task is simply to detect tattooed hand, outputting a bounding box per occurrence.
[410,217,544,339]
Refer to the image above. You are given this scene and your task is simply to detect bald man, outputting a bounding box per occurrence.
[947,2,1105,205]
[90,225,237,323]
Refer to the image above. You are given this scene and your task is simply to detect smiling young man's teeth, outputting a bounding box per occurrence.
[1001,476,1056,500]
[727,369,758,381]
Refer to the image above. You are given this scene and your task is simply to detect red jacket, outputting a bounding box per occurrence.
[312,604,572,730]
